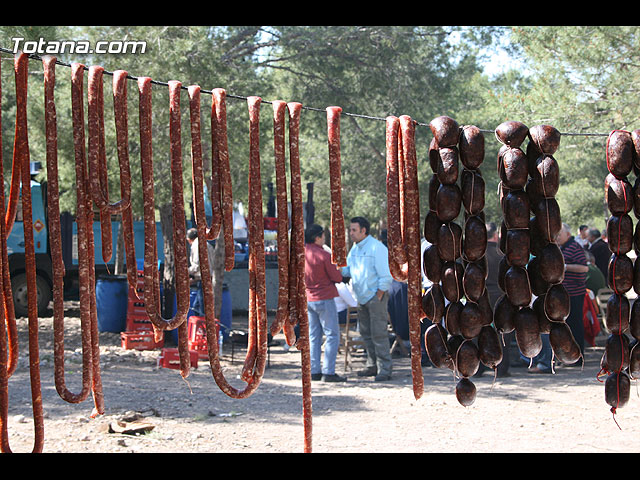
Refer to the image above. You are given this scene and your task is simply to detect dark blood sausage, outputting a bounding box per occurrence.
[607,214,633,255]
[441,261,464,303]
[459,301,484,339]
[326,106,347,267]
[444,301,463,337]
[528,124,561,156]
[602,333,630,373]
[505,229,530,267]
[71,63,106,419]
[455,339,480,378]
[462,215,487,262]
[549,321,582,365]
[423,210,442,245]
[543,283,570,322]
[493,295,517,334]
[606,130,634,179]
[385,116,408,281]
[436,147,459,185]
[478,325,503,370]
[504,265,532,307]
[499,147,529,190]
[435,184,461,222]
[538,242,565,284]
[422,244,442,284]
[530,155,560,199]
[605,174,633,216]
[287,102,313,453]
[424,323,454,370]
[138,79,191,378]
[630,300,640,340]
[605,293,630,335]
[45,57,93,408]
[429,115,460,148]
[605,371,630,416]
[608,254,633,294]
[461,168,485,215]
[495,120,529,148]
[436,222,462,262]
[515,307,542,359]
[527,256,549,297]
[422,284,445,323]
[399,115,424,401]
[503,190,530,229]
[459,125,485,170]
[455,377,476,407]
[269,101,295,344]
[629,342,640,379]
[462,261,486,302]
[211,89,235,271]
[533,295,552,334]
[0,51,45,453]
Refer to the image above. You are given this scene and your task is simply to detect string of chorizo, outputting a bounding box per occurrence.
[268,100,296,346]
[0,51,45,453]
[111,70,138,295]
[70,62,105,417]
[189,93,268,399]
[385,116,408,281]
[87,66,114,265]
[45,57,93,405]
[288,102,313,453]
[326,106,347,267]
[211,89,235,271]
[399,115,424,401]
[138,78,191,378]
[0,53,17,379]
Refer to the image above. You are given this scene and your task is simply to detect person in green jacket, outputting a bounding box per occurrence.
[584,250,606,294]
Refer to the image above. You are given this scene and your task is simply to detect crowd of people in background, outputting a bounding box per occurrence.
[187,214,613,386]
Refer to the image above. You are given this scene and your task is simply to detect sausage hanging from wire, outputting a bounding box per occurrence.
[326,106,347,267]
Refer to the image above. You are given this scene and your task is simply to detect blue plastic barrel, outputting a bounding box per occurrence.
[96,275,129,333]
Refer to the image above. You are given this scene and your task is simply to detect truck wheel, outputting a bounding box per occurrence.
[11,273,52,318]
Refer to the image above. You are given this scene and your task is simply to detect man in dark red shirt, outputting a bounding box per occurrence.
[304,224,346,382]
[557,223,588,354]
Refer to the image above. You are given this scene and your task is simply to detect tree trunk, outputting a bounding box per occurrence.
[159,203,176,317]
[114,214,126,275]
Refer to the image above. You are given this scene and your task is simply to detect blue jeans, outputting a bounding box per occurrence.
[308,299,340,376]
[521,333,553,372]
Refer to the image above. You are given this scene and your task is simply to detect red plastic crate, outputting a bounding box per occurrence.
[126,313,153,332]
[157,348,199,370]
[187,316,219,359]
[121,331,164,350]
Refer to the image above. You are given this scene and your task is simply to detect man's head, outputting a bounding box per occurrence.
[579,225,589,239]
[187,228,198,244]
[349,216,370,244]
[486,222,498,242]
[555,223,572,246]
[587,228,601,244]
[305,224,325,245]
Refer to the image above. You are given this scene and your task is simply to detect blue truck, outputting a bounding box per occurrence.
[6,163,165,317]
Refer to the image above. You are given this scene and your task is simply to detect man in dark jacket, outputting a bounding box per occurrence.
[586,228,610,279]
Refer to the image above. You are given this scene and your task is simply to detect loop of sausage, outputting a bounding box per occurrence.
[188,85,222,242]
[399,115,424,401]
[0,52,45,453]
[326,106,347,267]
[188,95,268,399]
[268,100,296,345]
[241,96,268,382]
[288,102,313,453]
[71,63,105,417]
[385,116,408,281]
[138,78,191,378]
[112,70,138,294]
[0,52,17,380]
[87,66,113,265]
[211,89,235,271]
[44,58,93,407]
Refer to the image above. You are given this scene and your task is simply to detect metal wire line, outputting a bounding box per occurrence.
[0,46,612,138]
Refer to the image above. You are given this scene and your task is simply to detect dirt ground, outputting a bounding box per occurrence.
[3,300,640,454]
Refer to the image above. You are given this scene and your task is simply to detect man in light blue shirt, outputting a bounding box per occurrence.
[342,217,393,381]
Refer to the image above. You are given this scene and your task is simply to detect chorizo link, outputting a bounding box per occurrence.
[386,116,408,281]
[268,100,295,345]
[211,89,235,271]
[399,115,424,401]
[326,106,347,267]
[45,57,92,405]
[0,53,17,379]
[138,78,191,378]
[112,70,138,294]
[194,97,267,400]
[71,63,105,417]
[288,102,313,453]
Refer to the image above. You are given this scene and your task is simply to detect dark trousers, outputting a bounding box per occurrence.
[566,294,586,354]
